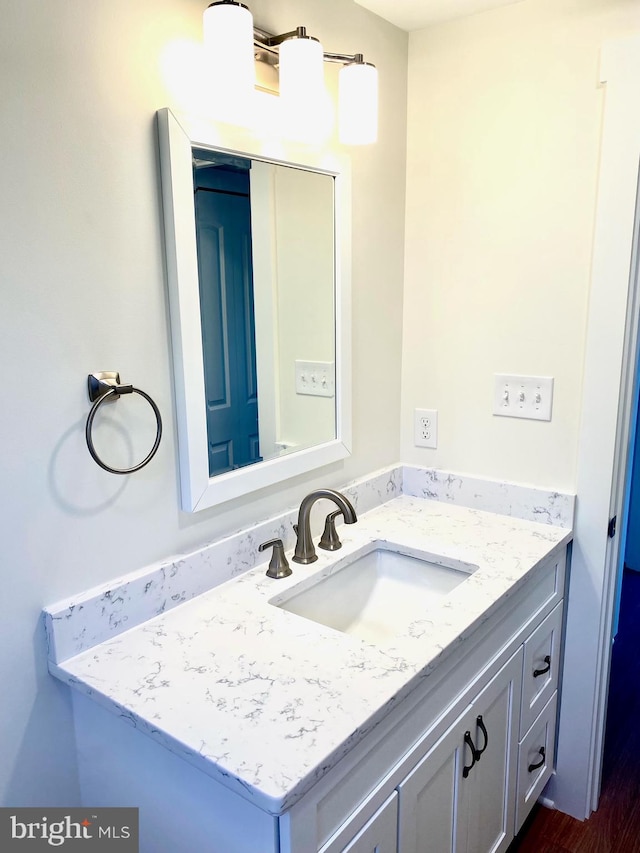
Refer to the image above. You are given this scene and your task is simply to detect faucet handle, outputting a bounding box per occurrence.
[258,538,292,579]
[319,510,343,551]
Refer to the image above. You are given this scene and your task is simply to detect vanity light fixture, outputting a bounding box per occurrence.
[277,28,325,109]
[202,0,255,110]
[338,56,378,145]
[203,1,378,144]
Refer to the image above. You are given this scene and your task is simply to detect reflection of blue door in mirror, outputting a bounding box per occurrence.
[194,161,260,476]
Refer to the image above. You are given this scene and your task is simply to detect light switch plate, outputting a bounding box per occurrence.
[493,374,554,421]
[295,361,335,397]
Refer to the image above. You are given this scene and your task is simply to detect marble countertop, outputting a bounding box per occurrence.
[50,495,571,815]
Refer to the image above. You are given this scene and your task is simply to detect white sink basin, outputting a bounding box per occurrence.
[274,548,476,644]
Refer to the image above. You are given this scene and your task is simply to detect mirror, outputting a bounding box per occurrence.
[157,109,352,511]
[192,146,336,474]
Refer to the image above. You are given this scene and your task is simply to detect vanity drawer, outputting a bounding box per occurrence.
[520,602,563,737]
[338,792,398,853]
[515,691,558,833]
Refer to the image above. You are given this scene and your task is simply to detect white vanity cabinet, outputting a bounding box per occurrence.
[69,548,567,853]
[283,549,566,853]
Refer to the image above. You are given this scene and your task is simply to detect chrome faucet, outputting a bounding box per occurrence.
[293,489,357,564]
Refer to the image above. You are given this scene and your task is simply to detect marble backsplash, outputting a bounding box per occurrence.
[44,465,574,665]
[402,466,575,528]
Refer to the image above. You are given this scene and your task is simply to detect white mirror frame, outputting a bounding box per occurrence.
[157,108,352,511]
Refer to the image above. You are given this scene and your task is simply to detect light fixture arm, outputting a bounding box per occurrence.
[254,25,311,48]
[323,52,365,65]
[253,26,370,69]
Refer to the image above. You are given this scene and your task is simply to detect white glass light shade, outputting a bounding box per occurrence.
[278,36,333,142]
[339,62,378,145]
[203,2,255,113]
[279,36,325,106]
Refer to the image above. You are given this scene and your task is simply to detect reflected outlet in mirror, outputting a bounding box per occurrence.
[273,547,477,644]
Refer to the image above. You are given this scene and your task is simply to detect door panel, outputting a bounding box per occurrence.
[194,166,260,476]
[462,651,522,853]
[398,707,469,853]
[463,694,511,853]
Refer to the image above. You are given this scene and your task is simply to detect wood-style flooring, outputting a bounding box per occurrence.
[508,568,640,853]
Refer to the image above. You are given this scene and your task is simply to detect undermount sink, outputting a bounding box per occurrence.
[273,547,476,644]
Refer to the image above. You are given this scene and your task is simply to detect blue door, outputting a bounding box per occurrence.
[194,163,260,476]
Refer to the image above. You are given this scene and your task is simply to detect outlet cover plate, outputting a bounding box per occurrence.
[414,408,438,448]
[493,374,554,421]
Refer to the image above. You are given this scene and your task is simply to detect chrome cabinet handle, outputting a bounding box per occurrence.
[533,655,552,678]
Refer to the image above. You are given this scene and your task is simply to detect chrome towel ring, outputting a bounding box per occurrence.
[86,372,162,475]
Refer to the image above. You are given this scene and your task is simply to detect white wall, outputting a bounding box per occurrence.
[252,162,335,457]
[401,0,640,492]
[274,166,335,451]
[0,0,407,806]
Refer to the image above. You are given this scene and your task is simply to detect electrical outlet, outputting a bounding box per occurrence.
[414,408,438,448]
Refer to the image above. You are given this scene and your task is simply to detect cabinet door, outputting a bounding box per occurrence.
[459,650,522,853]
[342,792,398,853]
[397,706,469,853]
[397,651,522,853]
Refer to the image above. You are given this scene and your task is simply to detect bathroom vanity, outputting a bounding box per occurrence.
[45,485,571,853]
